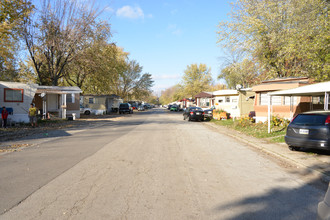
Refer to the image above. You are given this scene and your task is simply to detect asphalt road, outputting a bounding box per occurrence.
[0,108,326,219]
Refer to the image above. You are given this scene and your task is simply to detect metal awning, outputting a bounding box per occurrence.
[268,81,330,96]
[266,81,330,133]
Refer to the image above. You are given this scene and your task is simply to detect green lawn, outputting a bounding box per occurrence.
[211,118,287,143]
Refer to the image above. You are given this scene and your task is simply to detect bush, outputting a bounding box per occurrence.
[236,116,253,127]
[213,109,226,114]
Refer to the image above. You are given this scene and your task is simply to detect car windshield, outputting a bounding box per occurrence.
[291,114,329,125]
[120,104,128,107]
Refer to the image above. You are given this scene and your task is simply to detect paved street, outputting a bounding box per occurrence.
[0,108,326,220]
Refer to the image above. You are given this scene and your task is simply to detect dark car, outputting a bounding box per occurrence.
[183,107,205,121]
[203,108,214,121]
[119,103,133,114]
[285,111,330,151]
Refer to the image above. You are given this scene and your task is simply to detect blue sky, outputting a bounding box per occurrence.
[98,0,232,95]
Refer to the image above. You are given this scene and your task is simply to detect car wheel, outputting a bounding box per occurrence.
[84,110,90,115]
[188,116,191,121]
[288,146,300,151]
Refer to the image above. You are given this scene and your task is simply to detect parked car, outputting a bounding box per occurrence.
[119,103,133,114]
[203,108,213,120]
[183,107,205,121]
[285,111,330,151]
[80,104,93,115]
[138,105,145,111]
[318,181,330,220]
[170,105,178,111]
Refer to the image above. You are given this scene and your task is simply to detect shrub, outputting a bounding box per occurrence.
[271,115,290,127]
[236,116,253,127]
[213,109,226,114]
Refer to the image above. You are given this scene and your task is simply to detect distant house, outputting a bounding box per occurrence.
[34,85,82,119]
[213,89,255,118]
[195,92,214,108]
[0,81,38,123]
[178,98,194,109]
[252,77,313,122]
[0,82,82,122]
[81,94,123,114]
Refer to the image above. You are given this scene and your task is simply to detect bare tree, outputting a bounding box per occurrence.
[23,0,108,86]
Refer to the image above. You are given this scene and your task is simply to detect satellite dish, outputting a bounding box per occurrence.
[236,84,242,90]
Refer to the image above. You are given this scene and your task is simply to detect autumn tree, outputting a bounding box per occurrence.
[182,63,213,98]
[159,84,183,104]
[23,0,109,86]
[208,83,227,91]
[218,58,259,89]
[112,60,153,101]
[217,0,329,81]
[0,0,33,80]
[64,40,115,92]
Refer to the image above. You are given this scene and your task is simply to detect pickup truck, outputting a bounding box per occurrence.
[80,105,93,115]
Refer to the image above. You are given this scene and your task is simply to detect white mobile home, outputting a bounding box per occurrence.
[0,81,38,123]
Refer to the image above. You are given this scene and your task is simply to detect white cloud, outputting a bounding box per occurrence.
[116,5,147,19]
[105,6,114,13]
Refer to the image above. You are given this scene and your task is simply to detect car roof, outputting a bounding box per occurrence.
[301,110,330,115]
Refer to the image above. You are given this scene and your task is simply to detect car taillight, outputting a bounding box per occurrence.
[190,112,194,115]
[203,112,205,115]
[325,115,330,124]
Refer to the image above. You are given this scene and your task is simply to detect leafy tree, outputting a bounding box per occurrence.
[217,0,329,81]
[182,63,213,98]
[209,83,227,91]
[113,60,154,101]
[0,0,33,80]
[132,72,154,101]
[64,40,116,92]
[159,84,182,104]
[143,94,158,105]
[16,59,38,83]
[23,0,109,86]
[218,59,259,89]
